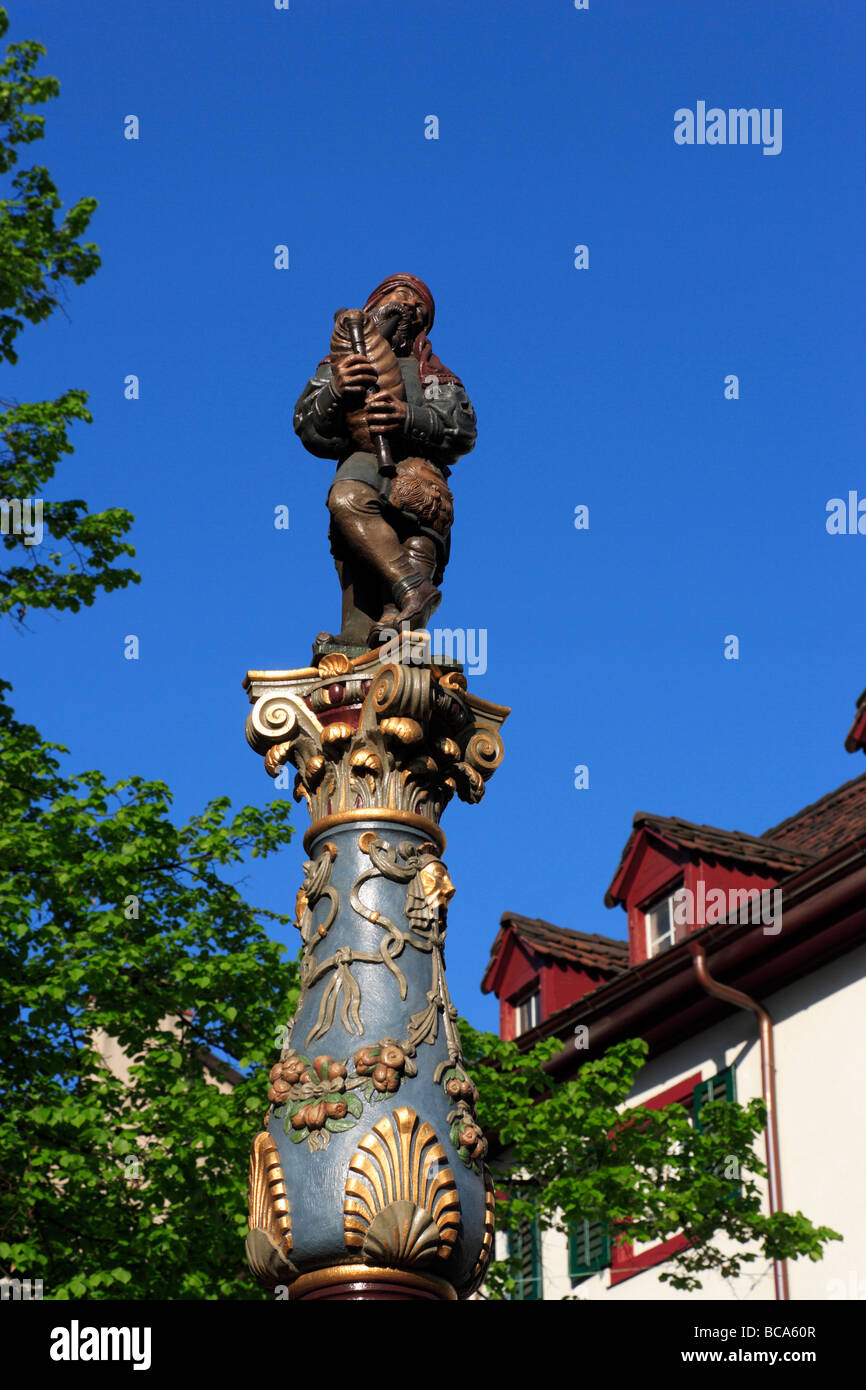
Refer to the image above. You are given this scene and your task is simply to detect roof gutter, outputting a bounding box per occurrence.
[687,939,789,1302]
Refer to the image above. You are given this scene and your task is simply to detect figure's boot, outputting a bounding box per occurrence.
[375,544,435,629]
[403,534,438,584]
[369,535,440,644]
[395,535,440,627]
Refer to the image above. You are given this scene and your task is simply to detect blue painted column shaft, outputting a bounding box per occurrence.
[242,645,508,1300]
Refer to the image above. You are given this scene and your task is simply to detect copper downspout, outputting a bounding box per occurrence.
[686,940,789,1301]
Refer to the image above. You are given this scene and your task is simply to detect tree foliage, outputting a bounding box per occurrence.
[0,8,98,358]
[0,690,297,1298]
[0,8,137,620]
[460,1021,840,1297]
[0,8,298,1299]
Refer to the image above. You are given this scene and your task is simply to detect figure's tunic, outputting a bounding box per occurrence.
[293,356,476,501]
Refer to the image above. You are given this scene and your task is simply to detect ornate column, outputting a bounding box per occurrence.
[242,635,508,1300]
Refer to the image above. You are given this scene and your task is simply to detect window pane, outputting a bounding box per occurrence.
[647,894,677,956]
[514,987,540,1036]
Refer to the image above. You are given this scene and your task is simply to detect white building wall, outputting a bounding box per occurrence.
[518,943,866,1301]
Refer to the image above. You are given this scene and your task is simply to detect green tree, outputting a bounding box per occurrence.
[0,8,298,1299]
[0,693,297,1299]
[460,1021,840,1298]
[0,8,137,620]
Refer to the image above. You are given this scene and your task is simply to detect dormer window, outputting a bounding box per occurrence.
[645,892,679,957]
[514,986,541,1036]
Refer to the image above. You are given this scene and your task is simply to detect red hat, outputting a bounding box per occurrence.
[363,272,436,329]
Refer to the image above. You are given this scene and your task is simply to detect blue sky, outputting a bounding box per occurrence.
[3,0,865,1032]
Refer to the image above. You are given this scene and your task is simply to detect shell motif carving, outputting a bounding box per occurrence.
[317,651,353,678]
[245,1131,297,1289]
[344,1106,460,1268]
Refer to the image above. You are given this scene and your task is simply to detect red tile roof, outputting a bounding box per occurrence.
[483,767,866,1017]
[604,813,812,907]
[762,771,866,858]
[482,912,629,992]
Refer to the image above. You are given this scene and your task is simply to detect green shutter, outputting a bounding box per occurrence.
[693,1068,739,1199]
[568,1220,610,1285]
[693,1066,736,1131]
[507,1218,543,1300]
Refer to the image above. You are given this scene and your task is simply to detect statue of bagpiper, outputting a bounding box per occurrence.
[293,273,476,655]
